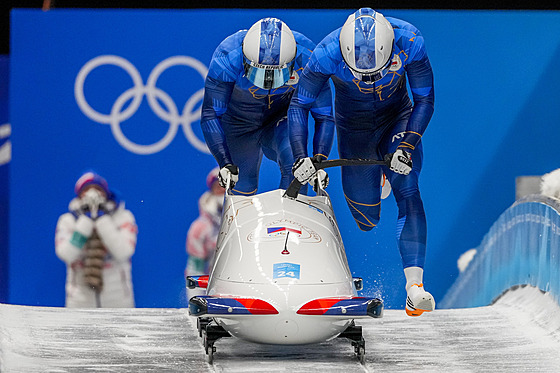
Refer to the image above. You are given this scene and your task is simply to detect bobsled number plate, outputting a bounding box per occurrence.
[273,263,300,279]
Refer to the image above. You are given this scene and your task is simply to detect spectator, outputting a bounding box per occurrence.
[185,167,225,299]
[55,171,137,308]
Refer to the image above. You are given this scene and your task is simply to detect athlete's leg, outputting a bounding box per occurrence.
[261,117,309,194]
[261,117,295,189]
[342,165,383,231]
[379,114,426,269]
[226,129,262,195]
[386,167,427,268]
[338,127,383,231]
[379,112,434,316]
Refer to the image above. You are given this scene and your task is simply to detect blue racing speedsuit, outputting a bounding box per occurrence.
[288,17,434,269]
[201,29,334,195]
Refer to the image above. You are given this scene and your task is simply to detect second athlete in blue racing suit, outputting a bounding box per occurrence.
[289,9,436,316]
[201,18,334,195]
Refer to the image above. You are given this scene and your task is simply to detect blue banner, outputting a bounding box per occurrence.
[0,55,8,303]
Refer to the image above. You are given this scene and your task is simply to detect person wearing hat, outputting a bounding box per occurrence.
[185,167,225,300]
[55,171,138,308]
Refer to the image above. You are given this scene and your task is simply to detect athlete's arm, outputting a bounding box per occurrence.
[288,61,333,161]
[200,37,242,168]
[201,75,235,167]
[289,32,340,161]
[398,36,435,153]
[309,80,335,160]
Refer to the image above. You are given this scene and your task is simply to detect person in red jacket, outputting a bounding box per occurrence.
[185,167,225,299]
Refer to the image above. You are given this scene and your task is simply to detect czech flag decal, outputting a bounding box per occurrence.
[267,227,302,236]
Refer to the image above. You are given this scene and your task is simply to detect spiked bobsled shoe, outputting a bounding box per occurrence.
[405,284,435,317]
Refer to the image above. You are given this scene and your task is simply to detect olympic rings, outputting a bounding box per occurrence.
[74,55,209,155]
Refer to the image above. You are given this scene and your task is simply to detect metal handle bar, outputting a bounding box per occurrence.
[283,154,393,199]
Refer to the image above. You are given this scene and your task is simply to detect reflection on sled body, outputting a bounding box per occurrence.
[188,189,382,346]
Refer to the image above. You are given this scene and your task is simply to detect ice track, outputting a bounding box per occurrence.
[1,286,559,372]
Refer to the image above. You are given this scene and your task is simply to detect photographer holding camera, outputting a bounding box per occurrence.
[55,171,137,308]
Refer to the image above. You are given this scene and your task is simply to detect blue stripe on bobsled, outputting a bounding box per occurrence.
[298,297,383,318]
[189,296,279,316]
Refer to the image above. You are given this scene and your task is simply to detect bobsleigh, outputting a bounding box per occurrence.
[187,158,389,364]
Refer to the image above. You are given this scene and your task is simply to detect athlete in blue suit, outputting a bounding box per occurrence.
[289,8,436,316]
[201,18,334,195]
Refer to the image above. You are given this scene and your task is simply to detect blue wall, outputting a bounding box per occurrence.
[8,9,560,308]
[419,11,560,305]
[441,195,560,308]
[0,55,8,304]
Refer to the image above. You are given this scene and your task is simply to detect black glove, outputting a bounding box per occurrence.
[310,155,329,192]
[292,157,316,184]
[218,164,239,189]
[312,170,329,192]
[389,149,413,175]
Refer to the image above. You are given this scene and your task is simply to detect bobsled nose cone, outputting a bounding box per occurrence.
[275,319,299,341]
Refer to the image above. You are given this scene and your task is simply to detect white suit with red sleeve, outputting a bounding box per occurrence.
[55,199,138,308]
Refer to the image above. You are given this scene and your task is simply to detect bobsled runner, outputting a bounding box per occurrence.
[187,157,390,364]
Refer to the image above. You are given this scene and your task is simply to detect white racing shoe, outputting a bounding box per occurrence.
[405,284,435,317]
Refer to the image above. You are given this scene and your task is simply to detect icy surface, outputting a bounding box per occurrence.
[1,286,559,372]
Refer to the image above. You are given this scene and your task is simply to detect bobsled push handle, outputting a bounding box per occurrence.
[283,154,393,199]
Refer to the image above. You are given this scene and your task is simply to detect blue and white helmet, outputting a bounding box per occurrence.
[242,18,297,90]
[339,8,395,84]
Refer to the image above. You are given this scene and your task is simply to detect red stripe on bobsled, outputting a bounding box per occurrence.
[235,298,279,314]
[297,297,353,315]
[186,275,209,289]
[197,276,209,288]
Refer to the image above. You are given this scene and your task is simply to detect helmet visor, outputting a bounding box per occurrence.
[348,43,394,84]
[349,59,391,83]
[243,56,294,90]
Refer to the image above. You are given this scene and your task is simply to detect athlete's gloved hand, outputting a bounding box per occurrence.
[390,149,413,175]
[218,164,239,189]
[292,157,317,185]
[312,170,329,192]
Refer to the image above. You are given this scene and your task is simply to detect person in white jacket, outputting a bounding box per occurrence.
[55,171,137,308]
[185,167,225,300]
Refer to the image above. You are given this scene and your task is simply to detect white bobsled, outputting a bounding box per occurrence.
[187,158,388,363]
